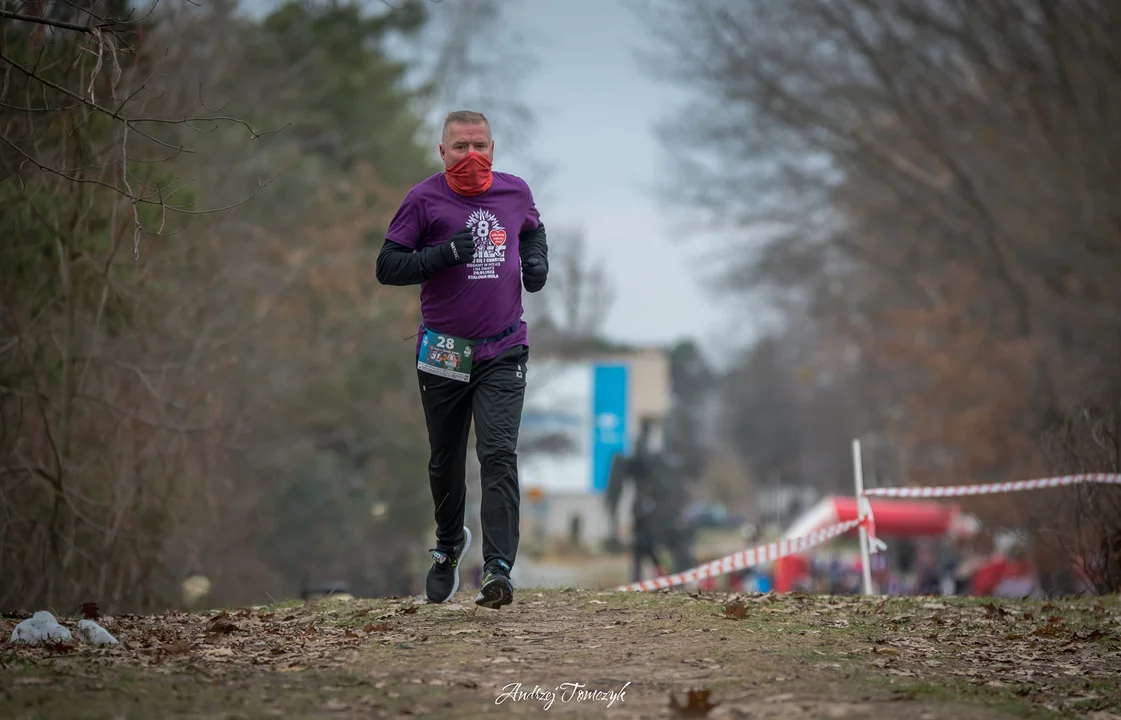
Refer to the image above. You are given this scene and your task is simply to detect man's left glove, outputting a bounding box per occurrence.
[522,255,548,293]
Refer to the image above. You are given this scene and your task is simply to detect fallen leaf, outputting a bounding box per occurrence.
[161,640,192,655]
[363,622,390,633]
[669,688,719,717]
[79,602,101,620]
[982,602,1009,619]
[206,611,239,634]
[44,642,76,653]
[723,599,748,620]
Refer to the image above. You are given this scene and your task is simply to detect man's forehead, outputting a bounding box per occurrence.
[445,122,491,143]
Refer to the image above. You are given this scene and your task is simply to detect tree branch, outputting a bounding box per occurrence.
[0,8,107,34]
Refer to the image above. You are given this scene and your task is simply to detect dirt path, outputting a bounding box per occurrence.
[512,555,629,589]
[3,590,1120,719]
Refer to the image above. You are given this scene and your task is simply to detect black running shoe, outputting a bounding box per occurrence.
[474,559,514,609]
[425,526,472,603]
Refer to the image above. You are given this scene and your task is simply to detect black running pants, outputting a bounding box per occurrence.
[418,344,528,570]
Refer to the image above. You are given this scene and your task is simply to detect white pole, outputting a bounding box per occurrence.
[852,439,875,596]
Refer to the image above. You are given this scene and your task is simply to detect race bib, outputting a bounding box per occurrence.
[418,328,473,382]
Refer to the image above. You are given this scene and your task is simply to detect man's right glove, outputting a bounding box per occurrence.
[437,228,476,267]
[522,255,548,292]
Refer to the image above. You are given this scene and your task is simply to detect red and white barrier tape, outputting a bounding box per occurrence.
[615,517,868,592]
[615,474,1120,593]
[861,473,1121,499]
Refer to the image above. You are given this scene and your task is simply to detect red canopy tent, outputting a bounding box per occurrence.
[782,495,979,541]
[771,496,980,592]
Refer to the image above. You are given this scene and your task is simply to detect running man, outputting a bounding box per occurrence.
[375,110,548,609]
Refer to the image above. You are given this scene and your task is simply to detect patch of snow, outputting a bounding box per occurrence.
[10,611,73,645]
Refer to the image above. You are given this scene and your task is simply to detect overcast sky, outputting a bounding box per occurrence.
[492,0,742,356]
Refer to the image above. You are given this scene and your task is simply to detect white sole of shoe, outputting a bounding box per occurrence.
[444,526,472,601]
[474,574,514,609]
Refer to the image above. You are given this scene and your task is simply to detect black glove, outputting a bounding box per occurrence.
[437,228,475,268]
[522,255,548,292]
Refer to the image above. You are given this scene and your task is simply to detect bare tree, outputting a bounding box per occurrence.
[0,0,272,608]
[1040,402,1121,594]
[523,227,616,347]
[1,1,272,255]
[1,0,538,610]
[636,0,1121,565]
[396,0,546,179]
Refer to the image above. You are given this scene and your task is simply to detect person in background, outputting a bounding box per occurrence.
[937,537,961,596]
[913,539,941,595]
[992,543,1040,598]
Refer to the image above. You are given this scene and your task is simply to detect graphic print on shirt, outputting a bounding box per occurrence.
[464,208,507,281]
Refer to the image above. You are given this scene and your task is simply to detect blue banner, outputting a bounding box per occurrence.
[590,364,629,493]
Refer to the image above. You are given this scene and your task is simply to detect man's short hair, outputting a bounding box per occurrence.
[442,110,491,141]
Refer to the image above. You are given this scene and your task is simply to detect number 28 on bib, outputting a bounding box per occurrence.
[418,329,474,382]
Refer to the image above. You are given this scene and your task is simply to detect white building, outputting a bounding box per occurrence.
[517,349,671,549]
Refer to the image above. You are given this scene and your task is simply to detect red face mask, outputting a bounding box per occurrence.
[444,151,493,196]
